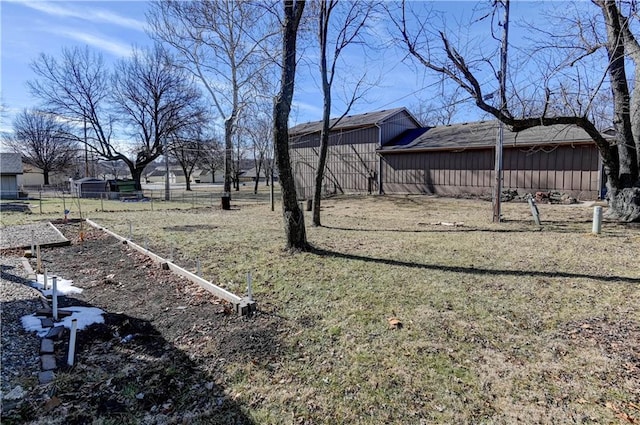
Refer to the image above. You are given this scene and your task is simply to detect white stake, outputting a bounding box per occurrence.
[31,229,35,254]
[592,206,603,234]
[247,272,253,301]
[144,237,149,252]
[196,259,201,277]
[43,266,48,291]
[52,276,58,321]
[67,319,78,366]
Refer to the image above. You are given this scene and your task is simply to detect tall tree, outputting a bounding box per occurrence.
[148,1,277,208]
[311,0,376,226]
[390,0,640,222]
[198,135,225,184]
[112,46,207,190]
[274,0,308,250]
[29,47,116,178]
[8,109,79,185]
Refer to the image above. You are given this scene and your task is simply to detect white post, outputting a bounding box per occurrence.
[67,319,78,366]
[52,276,58,321]
[171,245,175,261]
[592,206,603,234]
[43,266,48,291]
[247,272,253,301]
[196,259,201,277]
[144,237,149,252]
[31,229,35,254]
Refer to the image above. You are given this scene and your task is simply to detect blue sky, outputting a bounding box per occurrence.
[1,1,574,141]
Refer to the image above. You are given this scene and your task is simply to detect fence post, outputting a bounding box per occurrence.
[101,193,104,212]
[39,191,42,214]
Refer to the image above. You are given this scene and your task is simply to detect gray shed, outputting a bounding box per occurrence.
[71,178,108,198]
[0,153,23,199]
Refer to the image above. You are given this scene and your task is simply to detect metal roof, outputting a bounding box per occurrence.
[379,121,602,153]
[289,107,420,136]
[0,153,23,174]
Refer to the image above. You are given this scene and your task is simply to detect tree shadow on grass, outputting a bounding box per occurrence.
[309,247,640,284]
[321,225,535,233]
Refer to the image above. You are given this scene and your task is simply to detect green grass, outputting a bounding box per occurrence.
[2,192,639,423]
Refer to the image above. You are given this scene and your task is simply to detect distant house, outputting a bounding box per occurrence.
[289,109,606,200]
[289,107,422,199]
[378,121,604,199]
[0,153,23,199]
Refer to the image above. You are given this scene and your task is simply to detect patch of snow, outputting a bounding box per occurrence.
[21,306,105,337]
[31,274,83,296]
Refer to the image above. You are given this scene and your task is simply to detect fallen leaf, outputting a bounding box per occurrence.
[44,396,62,412]
[388,317,402,329]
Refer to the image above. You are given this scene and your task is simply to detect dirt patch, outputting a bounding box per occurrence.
[2,222,287,424]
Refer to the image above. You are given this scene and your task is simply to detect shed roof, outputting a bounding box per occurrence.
[0,153,23,174]
[289,107,420,136]
[379,121,604,153]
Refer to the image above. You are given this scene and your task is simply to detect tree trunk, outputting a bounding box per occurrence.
[132,168,144,191]
[607,186,640,222]
[274,0,307,251]
[254,157,263,194]
[43,171,50,186]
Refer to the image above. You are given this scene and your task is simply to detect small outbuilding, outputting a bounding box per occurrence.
[0,153,23,199]
[71,178,108,198]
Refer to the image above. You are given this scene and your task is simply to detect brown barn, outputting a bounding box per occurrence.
[378,121,604,199]
[289,107,421,199]
[289,110,605,201]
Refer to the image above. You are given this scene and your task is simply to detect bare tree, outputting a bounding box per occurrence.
[7,109,79,185]
[148,1,278,208]
[112,46,207,190]
[274,0,308,250]
[390,0,640,222]
[311,0,376,226]
[243,101,274,194]
[169,130,207,192]
[198,135,225,184]
[29,47,117,175]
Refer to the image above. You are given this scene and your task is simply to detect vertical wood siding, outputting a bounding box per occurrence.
[380,144,601,199]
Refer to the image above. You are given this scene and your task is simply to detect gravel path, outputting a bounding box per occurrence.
[0,223,69,250]
[0,256,43,403]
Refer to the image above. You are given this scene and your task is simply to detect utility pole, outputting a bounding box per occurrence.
[493,0,509,223]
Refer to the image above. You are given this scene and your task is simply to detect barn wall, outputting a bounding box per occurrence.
[291,142,379,199]
[381,144,601,199]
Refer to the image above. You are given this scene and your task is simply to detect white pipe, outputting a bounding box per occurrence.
[247,272,253,301]
[52,276,58,321]
[592,206,603,234]
[67,319,78,366]
[43,266,48,291]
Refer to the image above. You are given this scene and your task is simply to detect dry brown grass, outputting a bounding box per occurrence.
[3,190,639,424]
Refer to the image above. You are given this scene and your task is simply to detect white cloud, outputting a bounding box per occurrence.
[49,27,132,58]
[10,0,147,32]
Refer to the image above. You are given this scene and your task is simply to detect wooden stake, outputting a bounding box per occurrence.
[36,245,42,273]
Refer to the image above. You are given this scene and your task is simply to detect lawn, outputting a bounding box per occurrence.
[2,190,639,423]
